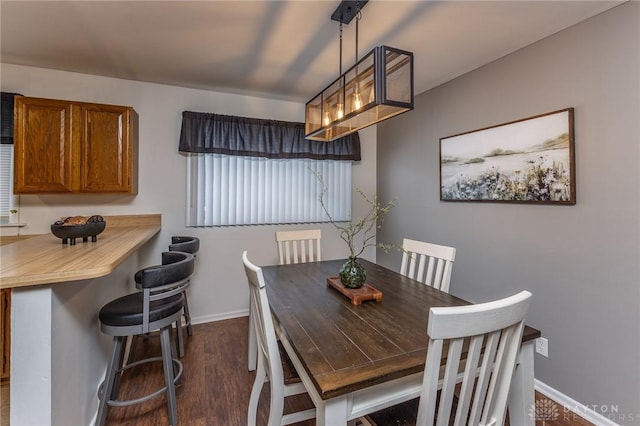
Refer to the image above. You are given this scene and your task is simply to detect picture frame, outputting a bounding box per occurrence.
[440,108,575,204]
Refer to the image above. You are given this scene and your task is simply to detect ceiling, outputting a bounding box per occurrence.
[0,1,624,103]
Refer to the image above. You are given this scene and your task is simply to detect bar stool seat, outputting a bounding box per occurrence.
[96,251,195,426]
[100,292,183,328]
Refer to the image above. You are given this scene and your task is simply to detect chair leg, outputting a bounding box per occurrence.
[96,336,125,426]
[267,362,285,426]
[175,319,185,358]
[160,326,179,426]
[247,356,266,426]
[248,308,257,371]
[125,333,143,365]
[123,335,133,365]
[167,325,182,387]
[111,336,128,399]
[183,292,193,336]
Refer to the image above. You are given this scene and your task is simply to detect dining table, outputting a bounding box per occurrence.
[261,258,541,426]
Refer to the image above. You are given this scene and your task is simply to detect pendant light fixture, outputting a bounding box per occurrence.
[305,0,414,142]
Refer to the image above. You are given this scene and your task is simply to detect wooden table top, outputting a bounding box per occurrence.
[0,214,161,289]
[262,258,541,400]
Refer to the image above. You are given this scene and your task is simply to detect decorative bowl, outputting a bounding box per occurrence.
[50,215,106,245]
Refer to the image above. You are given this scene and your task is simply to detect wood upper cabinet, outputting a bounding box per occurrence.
[79,103,137,192]
[13,98,74,192]
[14,96,138,194]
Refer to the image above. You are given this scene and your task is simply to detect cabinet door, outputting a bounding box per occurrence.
[80,105,137,193]
[14,98,75,193]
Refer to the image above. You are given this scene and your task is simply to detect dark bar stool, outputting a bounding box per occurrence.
[167,235,199,356]
[96,251,195,426]
[129,236,199,360]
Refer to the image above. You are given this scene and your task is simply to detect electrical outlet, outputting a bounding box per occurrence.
[535,337,549,358]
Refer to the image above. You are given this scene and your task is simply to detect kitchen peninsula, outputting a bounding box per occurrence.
[0,214,161,426]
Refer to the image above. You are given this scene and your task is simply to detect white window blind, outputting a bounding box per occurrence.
[0,144,14,218]
[186,154,351,226]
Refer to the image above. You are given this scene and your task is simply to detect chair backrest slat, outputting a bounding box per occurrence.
[455,334,484,425]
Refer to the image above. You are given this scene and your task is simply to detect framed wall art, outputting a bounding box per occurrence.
[440,108,575,204]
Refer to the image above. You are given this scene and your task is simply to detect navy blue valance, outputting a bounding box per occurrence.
[179,111,360,161]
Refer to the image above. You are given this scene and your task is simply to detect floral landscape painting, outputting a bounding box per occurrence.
[440,108,575,204]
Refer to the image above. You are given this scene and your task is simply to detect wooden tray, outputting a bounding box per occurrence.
[326,276,382,305]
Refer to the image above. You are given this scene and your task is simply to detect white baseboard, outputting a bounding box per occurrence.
[191,308,249,325]
[535,379,620,426]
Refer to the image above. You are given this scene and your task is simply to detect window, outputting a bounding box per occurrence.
[0,144,15,220]
[179,111,360,227]
[186,154,350,226]
[1,92,20,221]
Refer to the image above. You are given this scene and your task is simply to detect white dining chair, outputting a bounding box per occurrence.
[420,290,532,425]
[399,238,456,293]
[248,229,323,372]
[365,290,532,426]
[242,251,316,426]
[276,229,322,265]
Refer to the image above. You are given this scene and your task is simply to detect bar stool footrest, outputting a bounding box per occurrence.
[98,356,183,407]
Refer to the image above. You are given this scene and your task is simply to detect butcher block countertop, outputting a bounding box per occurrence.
[0,214,161,289]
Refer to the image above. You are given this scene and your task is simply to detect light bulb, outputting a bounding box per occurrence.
[323,111,331,126]
[336,103,344,120]
[353,92,363,110]
[369,86,375,103]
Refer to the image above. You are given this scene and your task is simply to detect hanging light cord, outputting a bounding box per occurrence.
[355,1,361,64]
[339,21,343,75]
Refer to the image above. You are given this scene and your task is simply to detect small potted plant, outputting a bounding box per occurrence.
[315,172,397,289]
[9,209,18,224]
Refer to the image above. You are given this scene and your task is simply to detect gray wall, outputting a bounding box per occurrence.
[377,2,639,422]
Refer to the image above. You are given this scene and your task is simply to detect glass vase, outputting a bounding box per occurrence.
[339,257,366,289]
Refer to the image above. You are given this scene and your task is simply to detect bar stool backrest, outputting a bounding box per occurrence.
[169,236,200,257]
[136,251,195,289]
[137,251,194,334]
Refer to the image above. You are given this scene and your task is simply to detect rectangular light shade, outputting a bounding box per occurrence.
[305,45,413,142]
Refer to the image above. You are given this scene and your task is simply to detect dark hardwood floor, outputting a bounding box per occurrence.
[105,317,593,426]
[105,316,313,426]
